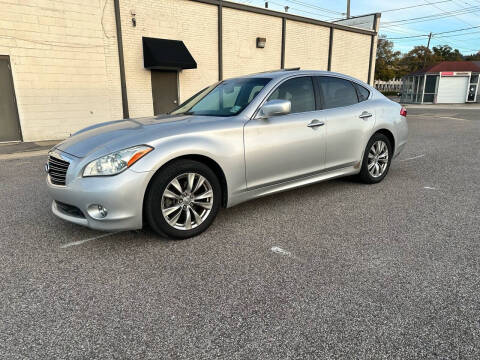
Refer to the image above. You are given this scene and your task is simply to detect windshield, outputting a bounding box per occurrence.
[170,77,271,117]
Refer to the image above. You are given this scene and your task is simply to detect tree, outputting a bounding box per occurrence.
[465,51,480,61]
[397,45,435,77]
[432,45,463,61]
[375,35,401,81]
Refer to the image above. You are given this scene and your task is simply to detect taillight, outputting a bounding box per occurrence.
[400,106,407,117]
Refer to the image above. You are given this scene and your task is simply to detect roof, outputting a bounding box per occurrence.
[409,61,480,76]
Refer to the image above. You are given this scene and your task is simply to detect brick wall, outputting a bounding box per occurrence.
[0,0,122,141]
[284,20,329,70]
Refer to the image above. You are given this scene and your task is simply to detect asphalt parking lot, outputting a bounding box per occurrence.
[1,106,479,359]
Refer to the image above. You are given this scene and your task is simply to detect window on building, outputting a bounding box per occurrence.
[317,77,358,109]
[423,75,438,103]
[268,77,316,114]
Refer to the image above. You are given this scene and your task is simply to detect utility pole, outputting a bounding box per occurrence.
[426,32,432,49]
[424,32,432,66]
[347,0,350,18]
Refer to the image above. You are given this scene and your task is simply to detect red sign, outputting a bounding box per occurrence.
[441,72,454,76]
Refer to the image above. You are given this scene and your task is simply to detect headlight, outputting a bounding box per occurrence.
[83,145,153,177]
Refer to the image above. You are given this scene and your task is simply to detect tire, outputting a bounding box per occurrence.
[145,160,221,239]
[358,133,392,184]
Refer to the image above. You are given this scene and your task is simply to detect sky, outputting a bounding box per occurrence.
[234,0,480,55]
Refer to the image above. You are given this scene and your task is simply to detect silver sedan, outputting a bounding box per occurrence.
[46,70,408,239]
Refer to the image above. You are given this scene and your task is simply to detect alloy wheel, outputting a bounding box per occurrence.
[367,140,389,178]
[161,173,214,230]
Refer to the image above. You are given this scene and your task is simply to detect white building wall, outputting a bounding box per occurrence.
[119,0,219,118]
[0,0,122,141]
[0,0,378,141]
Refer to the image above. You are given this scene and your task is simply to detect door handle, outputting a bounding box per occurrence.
[307,119,325,128]
[359,111,373,119]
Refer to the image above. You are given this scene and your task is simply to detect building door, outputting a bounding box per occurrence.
[0,56,22,142]
[151,70,178,115]
[437,76,469,103]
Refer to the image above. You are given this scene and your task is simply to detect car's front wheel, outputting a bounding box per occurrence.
[145,160,221,239]
[358,133,392,184]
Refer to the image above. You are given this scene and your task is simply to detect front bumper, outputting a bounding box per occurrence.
[47,167,152,231]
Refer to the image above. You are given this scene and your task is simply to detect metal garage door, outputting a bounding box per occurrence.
[437,76,468,103]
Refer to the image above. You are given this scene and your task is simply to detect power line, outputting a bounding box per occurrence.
[285,0,344,15]
[267,0,335,18]
[433,29,480,38]
[385,24,480,39]
[382,5,480,25]
[379,0,454,13]
[423,0,474,27]
[341,4,480,29]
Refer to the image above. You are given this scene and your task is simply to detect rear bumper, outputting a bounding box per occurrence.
[394,115,408,159]
[47,168,152,231]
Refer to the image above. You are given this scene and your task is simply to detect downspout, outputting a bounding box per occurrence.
[218,0,223,80]
[281,17,286,69]
[113,0,129,119]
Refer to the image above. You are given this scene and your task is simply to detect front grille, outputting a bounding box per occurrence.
[48,155,70,185]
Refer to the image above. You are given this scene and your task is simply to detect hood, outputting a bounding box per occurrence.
[54,114,192,158]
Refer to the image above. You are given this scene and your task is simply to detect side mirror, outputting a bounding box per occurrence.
[257,99,291,119]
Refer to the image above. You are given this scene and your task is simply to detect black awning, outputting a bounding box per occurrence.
[142,37,197,70]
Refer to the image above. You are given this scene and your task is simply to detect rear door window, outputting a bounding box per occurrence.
[268,76,316,114]
[353,83,370,102]
[317,76,359,109]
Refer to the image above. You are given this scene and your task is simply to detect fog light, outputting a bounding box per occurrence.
[87,204,108,219]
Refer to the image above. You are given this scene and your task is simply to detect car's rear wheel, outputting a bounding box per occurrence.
[145,160,221,239]
[358,133,392,184]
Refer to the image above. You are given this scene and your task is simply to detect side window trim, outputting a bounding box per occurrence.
[312,76,323,110]
[352,82,371,102]
[252,75,320,119]
[316,75,360,110]
[314,76,326,110]
[266,75,317,115]
[352,82,361,102]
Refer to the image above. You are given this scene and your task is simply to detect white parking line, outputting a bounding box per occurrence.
[424,186,436,190]
[400,154,425,161]
[439,116,468,121]
[60,231,123,248]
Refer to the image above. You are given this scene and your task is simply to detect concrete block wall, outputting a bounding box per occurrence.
[222,8,282,79]
[0,0,122,141]
[331,29,371,83]
[0,0,378,141]
[284,20,329,71]
[119,0,218,118]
